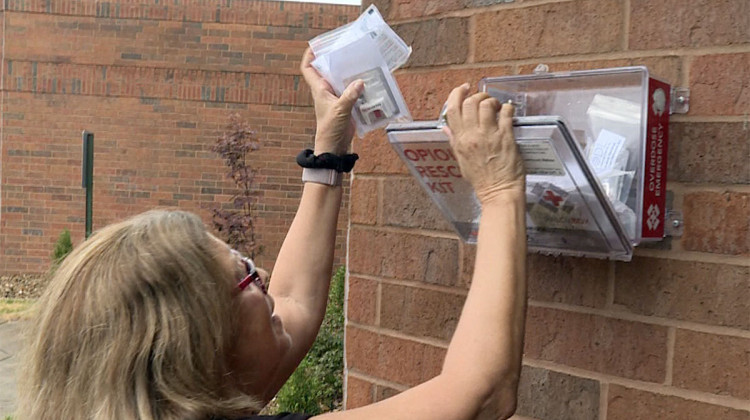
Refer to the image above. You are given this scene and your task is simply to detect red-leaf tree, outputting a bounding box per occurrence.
[212,114,262,259]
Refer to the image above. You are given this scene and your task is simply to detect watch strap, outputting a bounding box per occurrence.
[302,168,342,187]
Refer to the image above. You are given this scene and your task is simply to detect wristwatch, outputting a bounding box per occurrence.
[302,168,342,187]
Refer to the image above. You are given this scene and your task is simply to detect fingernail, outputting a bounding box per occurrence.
[461,82,470,89]
[355,80,365,93]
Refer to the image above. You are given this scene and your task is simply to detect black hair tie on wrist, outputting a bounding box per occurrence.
[296,149,359,173]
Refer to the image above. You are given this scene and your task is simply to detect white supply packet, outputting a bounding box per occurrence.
[308,4,412,136]
[586,95,641,205]
[587,129,634,203]
[309,5,411,73]
[322,35,412,137]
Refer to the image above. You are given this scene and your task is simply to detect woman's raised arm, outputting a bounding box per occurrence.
[317,84,527,420]
[260,48,364,401]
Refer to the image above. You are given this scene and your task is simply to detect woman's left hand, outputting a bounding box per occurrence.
[300,47,364,155]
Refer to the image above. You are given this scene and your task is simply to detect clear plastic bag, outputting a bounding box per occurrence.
[308,5,412,137]
[309,5,411,73]
[586,95,641,205]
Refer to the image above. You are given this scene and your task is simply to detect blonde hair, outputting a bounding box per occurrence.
[17,210,261,419]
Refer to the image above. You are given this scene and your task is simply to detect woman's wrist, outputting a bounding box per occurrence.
[313,145,347,156]
[313,132,349,156]
[479,188,526,209]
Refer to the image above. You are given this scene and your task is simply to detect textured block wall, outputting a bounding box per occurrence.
[345,0,749,418]
[0,0,360,274]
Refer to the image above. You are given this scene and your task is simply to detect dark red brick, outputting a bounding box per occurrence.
[525,306,668,382]
[516,366,600,420]
[670,122,750,184]
[682,191,750,255]
[394,17,469,68]
[350,178,379,226]
[527,254,609,309]
[4,0,358,29]
[374,384,401,402]
[349,227,459,286]
[396,66,513,120]
[380,283,464,341]
[474,0,623,62]
[630,0,750,50]
[615,257,750,330]
[689,53,750,116]
[391,0,464,20]
[608,385,750,420]
[345,375,373,409]
[353,130,409,176]
[346,326,446,387]
[673,330,750,399]
[347,276,378,326]
[382,177,453,232]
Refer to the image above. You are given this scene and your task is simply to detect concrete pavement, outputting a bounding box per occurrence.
[0,320,26,418]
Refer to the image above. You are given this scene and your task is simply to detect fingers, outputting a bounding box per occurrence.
[334,79,364,114]
[445,83,470,133]
[441,125,453,140]
[300,47,328,93]
[478,96,501,129]
[498,102,515,133]
[300,47,314,72]
[462,92,491,128]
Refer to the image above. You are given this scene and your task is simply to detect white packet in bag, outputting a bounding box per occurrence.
[586,95,641,205]
[320,35,412,137]
[587,129,631,202]
[307,4,412,137]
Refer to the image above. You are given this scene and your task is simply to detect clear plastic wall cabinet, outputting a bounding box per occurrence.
[387,66,671,261]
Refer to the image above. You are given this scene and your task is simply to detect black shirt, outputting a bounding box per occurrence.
[239,414,312,420]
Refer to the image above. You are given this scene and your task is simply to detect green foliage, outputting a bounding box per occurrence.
[273,266,346,414]
[52,229,73,265]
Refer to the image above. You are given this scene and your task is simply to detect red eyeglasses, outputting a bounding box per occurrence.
[231,250,267,294]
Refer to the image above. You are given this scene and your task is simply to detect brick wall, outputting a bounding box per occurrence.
[0,0,360,274]
[345,0,749,418]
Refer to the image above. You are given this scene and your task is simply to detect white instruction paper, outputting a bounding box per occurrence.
[518,141,566,176]
[588,129,626,173]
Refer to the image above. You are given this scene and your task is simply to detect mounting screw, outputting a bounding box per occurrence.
[665,209,684,237]
[670,87,690,114]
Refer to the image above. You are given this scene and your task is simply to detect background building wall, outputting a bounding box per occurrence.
[345,0,749,418]
[0,0,359,275]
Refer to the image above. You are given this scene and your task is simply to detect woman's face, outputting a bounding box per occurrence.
[208,234,292,395]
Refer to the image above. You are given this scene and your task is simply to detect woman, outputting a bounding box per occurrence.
[17,49,527,420]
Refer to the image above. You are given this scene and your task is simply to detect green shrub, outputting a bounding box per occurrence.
[273,266,346,414]
[52,228,73,265]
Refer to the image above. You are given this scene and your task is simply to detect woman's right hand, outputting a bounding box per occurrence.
[300,47,364,156]
[443,83,525,205]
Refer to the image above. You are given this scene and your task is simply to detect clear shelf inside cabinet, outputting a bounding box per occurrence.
[387,116,633,261]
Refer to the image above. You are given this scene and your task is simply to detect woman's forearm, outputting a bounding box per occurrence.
[441,190,527,415]
[270,182,342,319]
